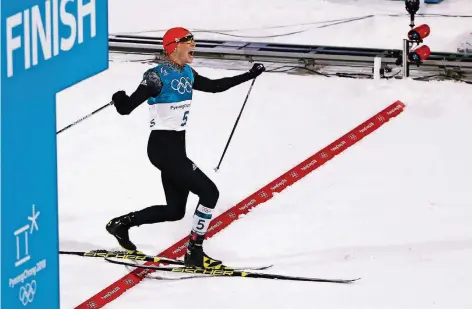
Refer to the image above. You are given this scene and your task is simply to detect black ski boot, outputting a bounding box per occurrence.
[184,232,225,269]
[106,213,138,253]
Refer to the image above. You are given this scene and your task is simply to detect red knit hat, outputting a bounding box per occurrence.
[162,27,193,55]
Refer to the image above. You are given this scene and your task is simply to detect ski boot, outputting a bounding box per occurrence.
[184,232,227,269]
[106,213,139,253]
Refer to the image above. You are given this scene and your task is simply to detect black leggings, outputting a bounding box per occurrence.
[132,130,219,226]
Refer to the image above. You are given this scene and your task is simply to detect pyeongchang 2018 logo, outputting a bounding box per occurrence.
[171,77,192,94]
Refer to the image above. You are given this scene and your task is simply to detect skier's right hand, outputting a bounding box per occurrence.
[112,90,130,115]
[112,90,128,105]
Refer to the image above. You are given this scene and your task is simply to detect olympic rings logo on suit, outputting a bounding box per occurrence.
[171,77,192,94]
[19,280,37,306]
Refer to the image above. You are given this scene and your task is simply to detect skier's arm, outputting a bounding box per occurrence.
[192,63,265,93]
[113,70,162,115]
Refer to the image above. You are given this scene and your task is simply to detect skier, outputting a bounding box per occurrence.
[105,27,265,269]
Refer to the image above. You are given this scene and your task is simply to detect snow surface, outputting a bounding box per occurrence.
[57,0,472,308]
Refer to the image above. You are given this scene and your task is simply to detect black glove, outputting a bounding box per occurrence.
[112,90,128,105]
[112,90,130,115]
[248,63,265,78]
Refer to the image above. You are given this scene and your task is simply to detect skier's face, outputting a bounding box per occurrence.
[174,34,196,65]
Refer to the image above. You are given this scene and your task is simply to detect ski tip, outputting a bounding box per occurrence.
[329,277,361,284]
[251,264,274,271]
[345,277,361,283]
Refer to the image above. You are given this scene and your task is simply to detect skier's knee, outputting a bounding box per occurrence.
[167,206,186,221]
[200,184,219,209]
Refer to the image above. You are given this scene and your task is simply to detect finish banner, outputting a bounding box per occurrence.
[0,0,108,308]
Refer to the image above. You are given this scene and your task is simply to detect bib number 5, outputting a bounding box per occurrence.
[181,111,189,127]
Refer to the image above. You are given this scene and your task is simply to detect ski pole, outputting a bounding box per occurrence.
[57,101,114,134]
[215,77,257,172]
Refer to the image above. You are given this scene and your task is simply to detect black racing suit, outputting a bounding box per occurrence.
[113,59,259,226]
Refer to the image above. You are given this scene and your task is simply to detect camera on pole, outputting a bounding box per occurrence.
[401,0,432,77]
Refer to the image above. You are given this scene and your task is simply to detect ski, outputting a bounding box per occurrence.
[105,259,360,284]
[108,258,273,272]
[59,249,184,265]
[60,249,273,271]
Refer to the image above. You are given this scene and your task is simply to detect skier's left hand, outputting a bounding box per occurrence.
[248,63,265,78]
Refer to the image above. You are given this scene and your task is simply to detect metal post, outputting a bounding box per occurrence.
[373,56,382,80]
[403,39,410,78]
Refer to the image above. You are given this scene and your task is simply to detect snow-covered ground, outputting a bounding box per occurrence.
[57,0,472,308]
